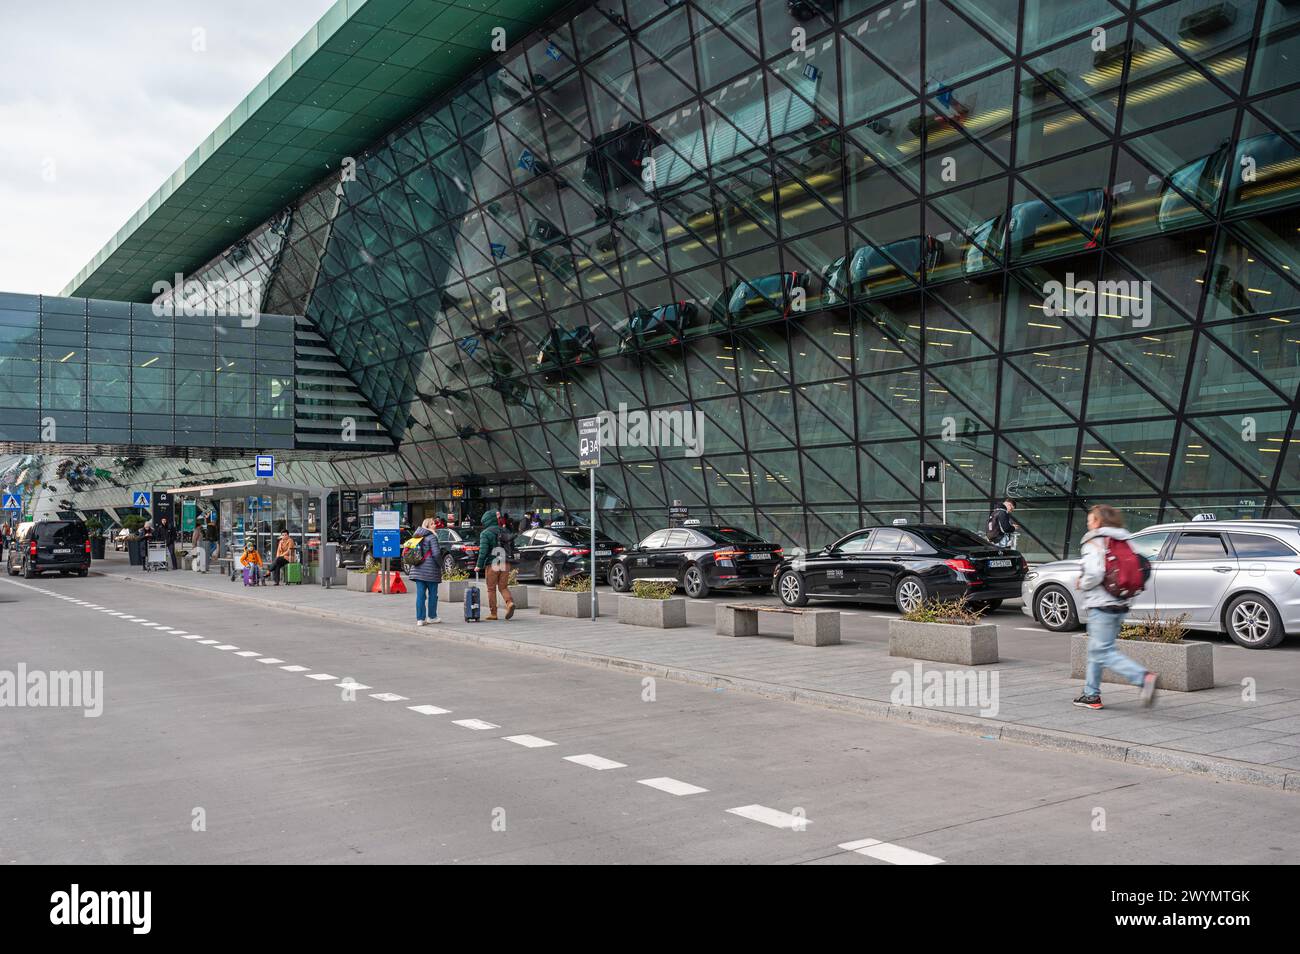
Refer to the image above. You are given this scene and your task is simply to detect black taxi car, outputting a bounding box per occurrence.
[515,524,625,586]
[5,519,92,578]
[607,521,783,598]
[774,523,1027,612]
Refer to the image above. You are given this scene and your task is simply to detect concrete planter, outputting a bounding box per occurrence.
[539,587,595,619]
[1070,634,1214,691]
[346,570,378,593]
[510,584,530,610]
[889,619,999,665]
[439,579,472,602]
[618,595,687,629]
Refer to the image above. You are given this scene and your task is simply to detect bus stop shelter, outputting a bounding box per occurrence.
[164,478,331,574]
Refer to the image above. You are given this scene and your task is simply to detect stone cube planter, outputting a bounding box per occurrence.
[618,595,687,629]
[1070,634,1214,691]
[346,570,378,593]
[539,587,595,619]
[439,579,472,602]
[889,619,999,665]
[510,584,530,610]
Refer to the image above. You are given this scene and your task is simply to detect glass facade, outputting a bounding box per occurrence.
[52,0,1300,559]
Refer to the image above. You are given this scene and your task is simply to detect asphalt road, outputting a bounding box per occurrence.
[2,573,1296,864]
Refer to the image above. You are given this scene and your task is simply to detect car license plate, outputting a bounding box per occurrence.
[54,548,71,554]
[595,550,611,557]
[750,552,769,560]
[988,559,1011,568]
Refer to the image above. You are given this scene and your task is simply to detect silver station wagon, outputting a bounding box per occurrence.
[1021,518,1300,649]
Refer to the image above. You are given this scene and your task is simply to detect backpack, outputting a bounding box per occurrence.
[496,528,519,565]
[986,508,1004,543]
[401,537,427,570]
[1102,538,1150,600]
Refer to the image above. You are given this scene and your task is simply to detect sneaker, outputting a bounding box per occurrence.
[428,616,441,624]
[504,602,515,620]
[1140,672,1159,707]
[1072,694,1103,710]
[416,619,427,627]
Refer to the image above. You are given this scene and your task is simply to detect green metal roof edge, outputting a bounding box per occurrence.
[63,0,569,302]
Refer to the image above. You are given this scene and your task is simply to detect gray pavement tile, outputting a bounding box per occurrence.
[1159,728,1296,754]
[1210,742,1300,764]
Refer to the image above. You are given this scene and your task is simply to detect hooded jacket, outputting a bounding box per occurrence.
[407,526,442,584]
[475,510,508,572]
[1077,525,1131,610]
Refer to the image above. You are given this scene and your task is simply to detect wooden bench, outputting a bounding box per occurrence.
[716,603,841,646]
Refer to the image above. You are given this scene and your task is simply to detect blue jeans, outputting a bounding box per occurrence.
[414,579,438,621]
[1085,607,1148,696]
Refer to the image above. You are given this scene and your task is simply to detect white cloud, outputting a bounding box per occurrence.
[0,0,336,297]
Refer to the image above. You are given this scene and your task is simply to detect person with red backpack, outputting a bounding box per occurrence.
[1073,504,1158,710]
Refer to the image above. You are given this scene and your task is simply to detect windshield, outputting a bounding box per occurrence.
[41,522,87,545]
[917,526,990,550]
[701,525,766,544]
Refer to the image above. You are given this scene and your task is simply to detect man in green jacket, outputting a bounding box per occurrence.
[475,509,514,620]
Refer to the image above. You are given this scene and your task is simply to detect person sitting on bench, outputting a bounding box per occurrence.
[268,530,296,586]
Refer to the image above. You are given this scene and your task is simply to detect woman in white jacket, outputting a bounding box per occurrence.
[1073,505,1159,710]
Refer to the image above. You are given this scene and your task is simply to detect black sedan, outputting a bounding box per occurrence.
[435,527,481,577]
[774,524,1027,612]
[607,522,783,598]
[514,524,624,586]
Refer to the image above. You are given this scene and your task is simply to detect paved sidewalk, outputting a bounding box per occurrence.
[101,561,1300,792]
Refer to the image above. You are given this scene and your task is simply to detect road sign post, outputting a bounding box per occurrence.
[922,460,946,523]
[372,510,401,595]
[578,417,601,620]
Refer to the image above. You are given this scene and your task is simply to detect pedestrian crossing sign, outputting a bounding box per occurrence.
[1,492,20,511]
[132,491,152,509]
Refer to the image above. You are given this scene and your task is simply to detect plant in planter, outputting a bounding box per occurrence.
[1072,612,1212,691]
[438,566,473,601]
[84,515,107,559]
[620,579,687,628]
[346,557,382,592]
[443,567,469,582]
[541,573,595,618]
[121,515,146,565]
[889,596,998,665]
[556,573,591,592]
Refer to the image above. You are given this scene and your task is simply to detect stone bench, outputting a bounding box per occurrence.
[716,603,840,647]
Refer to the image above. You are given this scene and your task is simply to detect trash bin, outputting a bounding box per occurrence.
[319,542,339,588]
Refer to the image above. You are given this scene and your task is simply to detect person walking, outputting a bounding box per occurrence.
[987,498,1019,547]
[191,519,208,573]
[268,530,296,585]
[475,508,515,621]
[1073,504,1158,710]
[409,517,442,626]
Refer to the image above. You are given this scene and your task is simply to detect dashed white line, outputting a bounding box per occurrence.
[213,645,239,651]
[564,754,626,770]
[452,719,499,730]
[502,734,557,748]
[369,692,409,702]
[336,680,370,690]
[408,705,451,715]
[256,658,285,665]
[839,838,944,865]
[726,805,811,829]
[638,777,708,796]
[196,640,220,645]
[280,665,309,672]
[305,673,337,681]
[1016,627,1047,633]
[234,651,261,657]
[181,634,204,640]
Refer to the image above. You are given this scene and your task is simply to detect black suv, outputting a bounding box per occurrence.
[608,522,783,598]
[515,524,625,586]
[5,520,91,578]
[774,523,1027,612]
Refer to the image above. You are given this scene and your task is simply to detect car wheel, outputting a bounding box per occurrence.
[442,554,457,577]
[1224,593,1285,649]
[77,570,88,578]
[894,575,927,614]
[541,559,559,588]
[1034,584,1078,632]
[608,562,629,592]
[777,570,808,607]
[683,563,710,599]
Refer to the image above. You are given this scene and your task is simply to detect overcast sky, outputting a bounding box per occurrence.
[0,0,336,296]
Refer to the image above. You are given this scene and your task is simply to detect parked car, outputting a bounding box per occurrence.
[608,521,783,598]
[715,271,821,325]
[618,301,699,353]
[1022,518,1300,649]
[5,519,91,578]
[963,188,1110,275]
[823,236,943,305]
[515,524,624,586]
[535,326,598,370]
[114,528,132,551]
[1158,131,1300,233]
[583,121,663,194]
[435,527,481,577]
[775,523,1027,611]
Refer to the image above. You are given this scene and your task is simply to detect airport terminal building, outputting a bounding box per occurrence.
[3,0,1300,560]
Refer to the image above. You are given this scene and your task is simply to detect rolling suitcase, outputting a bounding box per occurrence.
[242,566,259,586]
[284,562,302,585]
[464,581,481,622]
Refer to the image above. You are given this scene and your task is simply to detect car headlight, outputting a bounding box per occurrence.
[1024,570,1038,581]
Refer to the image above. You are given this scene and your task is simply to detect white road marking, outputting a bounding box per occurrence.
[213,645,239,651]
[197,640,220,645]
[726,805,811,829]
[305,673,337,681]
[839,838,944,865]
[256,657,285,664]
[1016,627,1047,633]
[638,777,708,796]
[369,692,409,702]
[139,623,163,628]
[502,734,557,748]
[564,754,626,770]
[335,680,370,690]
[408,705,450,715]
[168,630,188,635]
[181,635,204,640]
[234,651,261,657]
[452,719,499,730]
[280,665,309,672]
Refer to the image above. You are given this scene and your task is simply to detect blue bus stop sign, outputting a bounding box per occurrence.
[255,455,275,478]
[373,529,401,559]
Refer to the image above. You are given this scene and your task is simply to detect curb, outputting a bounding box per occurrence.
[113,573,1300,794]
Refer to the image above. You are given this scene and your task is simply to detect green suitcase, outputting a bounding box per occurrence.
[284,562,303,585]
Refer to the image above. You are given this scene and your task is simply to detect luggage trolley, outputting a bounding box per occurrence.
[144,543,170,571]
